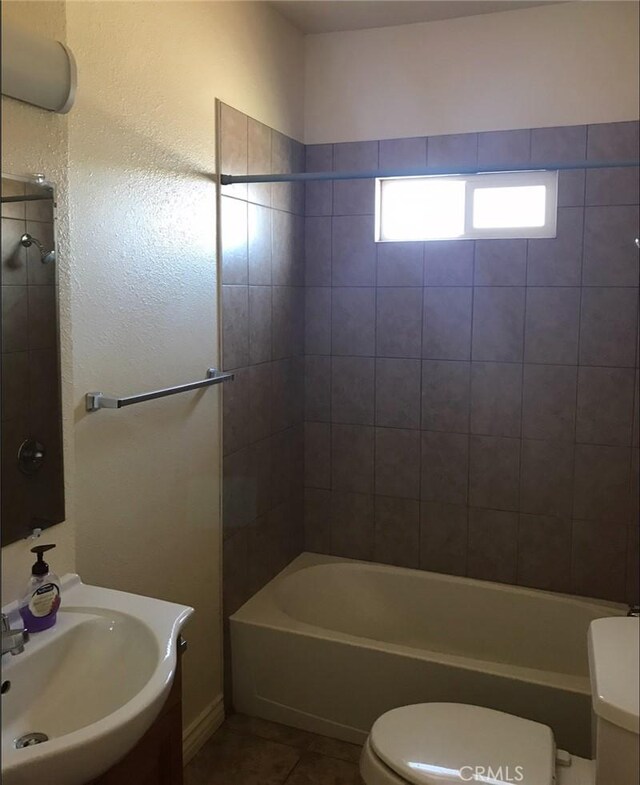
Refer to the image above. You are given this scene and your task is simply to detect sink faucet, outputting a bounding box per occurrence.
[1,614,29,656]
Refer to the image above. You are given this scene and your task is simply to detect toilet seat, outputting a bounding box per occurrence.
[365,703,556,785]
[361,737,413,785]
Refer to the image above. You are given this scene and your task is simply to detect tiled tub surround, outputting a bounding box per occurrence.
[1,178,64,539]
[220,104,306,655]
[303,121,640,604]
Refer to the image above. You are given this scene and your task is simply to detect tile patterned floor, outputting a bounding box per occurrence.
[185,713,364,785]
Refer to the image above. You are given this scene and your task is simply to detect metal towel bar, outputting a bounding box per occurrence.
[85,368,234,412]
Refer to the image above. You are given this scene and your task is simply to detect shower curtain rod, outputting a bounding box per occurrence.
[220,158,640,185]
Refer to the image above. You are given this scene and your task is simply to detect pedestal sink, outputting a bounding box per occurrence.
[1,575,193,785]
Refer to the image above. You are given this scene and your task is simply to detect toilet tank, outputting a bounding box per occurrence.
[588,617,639,785]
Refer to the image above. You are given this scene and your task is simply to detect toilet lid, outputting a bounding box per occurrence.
[370,703,555,785]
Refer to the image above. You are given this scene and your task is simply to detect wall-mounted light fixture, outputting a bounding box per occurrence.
[1,20,77,114]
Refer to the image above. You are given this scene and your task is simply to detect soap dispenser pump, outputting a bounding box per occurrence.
[19,544,61,632]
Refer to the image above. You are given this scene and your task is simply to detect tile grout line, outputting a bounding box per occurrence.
[418,242,426,568]
[514,134,533,585]
[463,239,476,576]
[372,141,380,559]
[568,128,590,593]
[513,125,534,586]
[327,143,335,556]
[464,134,480,576]
[281,744,305,785]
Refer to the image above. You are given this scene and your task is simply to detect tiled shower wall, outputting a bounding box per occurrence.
[302,121,639,604]
[220,104,305,635]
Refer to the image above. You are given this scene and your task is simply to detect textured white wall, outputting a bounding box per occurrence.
[305,1,640,144]
[2,0,304,733]
[65,0,303,733]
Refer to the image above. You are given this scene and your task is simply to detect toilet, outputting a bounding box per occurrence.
[360,617,639,785]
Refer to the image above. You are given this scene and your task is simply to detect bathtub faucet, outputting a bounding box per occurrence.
[627,605,640,618]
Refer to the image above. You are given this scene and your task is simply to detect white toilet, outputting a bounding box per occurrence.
[360,617,639,785]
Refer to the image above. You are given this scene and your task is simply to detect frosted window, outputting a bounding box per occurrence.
[473,185,547,229]
[378,178,465,241]
[376,170,557,242]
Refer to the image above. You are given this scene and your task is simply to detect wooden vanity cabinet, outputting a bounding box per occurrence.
[86,646,184,785]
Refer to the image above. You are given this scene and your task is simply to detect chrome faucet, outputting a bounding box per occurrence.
[1,614,29,656]
[627,605,640,618]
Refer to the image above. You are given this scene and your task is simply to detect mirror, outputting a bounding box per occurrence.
[1,174,64,545]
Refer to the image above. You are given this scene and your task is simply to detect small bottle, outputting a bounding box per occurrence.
[19,544,61,632]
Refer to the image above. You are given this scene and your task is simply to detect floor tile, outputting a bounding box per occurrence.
[185,727,300,785]
[285,752,364,784]
[225,713,319,750]
[307,736,362,764]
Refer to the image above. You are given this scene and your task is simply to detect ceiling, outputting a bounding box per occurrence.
[270,1,560,34]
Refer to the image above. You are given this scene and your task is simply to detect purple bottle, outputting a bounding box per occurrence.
[19,544,61,633]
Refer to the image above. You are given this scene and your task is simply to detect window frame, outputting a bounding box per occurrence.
[375,169,558,243]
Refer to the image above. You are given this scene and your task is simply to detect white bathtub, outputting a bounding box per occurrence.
[230,553,624,757]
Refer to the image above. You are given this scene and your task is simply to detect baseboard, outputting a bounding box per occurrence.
[182,693,225,765]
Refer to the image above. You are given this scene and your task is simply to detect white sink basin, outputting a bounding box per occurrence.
[1,574,193,785]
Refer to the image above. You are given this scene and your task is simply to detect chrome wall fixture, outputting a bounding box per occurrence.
[86,368,234,412]
[220,158,640,185]
[20,233,55,264]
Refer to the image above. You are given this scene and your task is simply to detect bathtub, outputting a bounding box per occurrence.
[230,553,624,757]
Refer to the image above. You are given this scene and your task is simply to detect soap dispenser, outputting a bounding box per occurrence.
[19,544,61,632]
